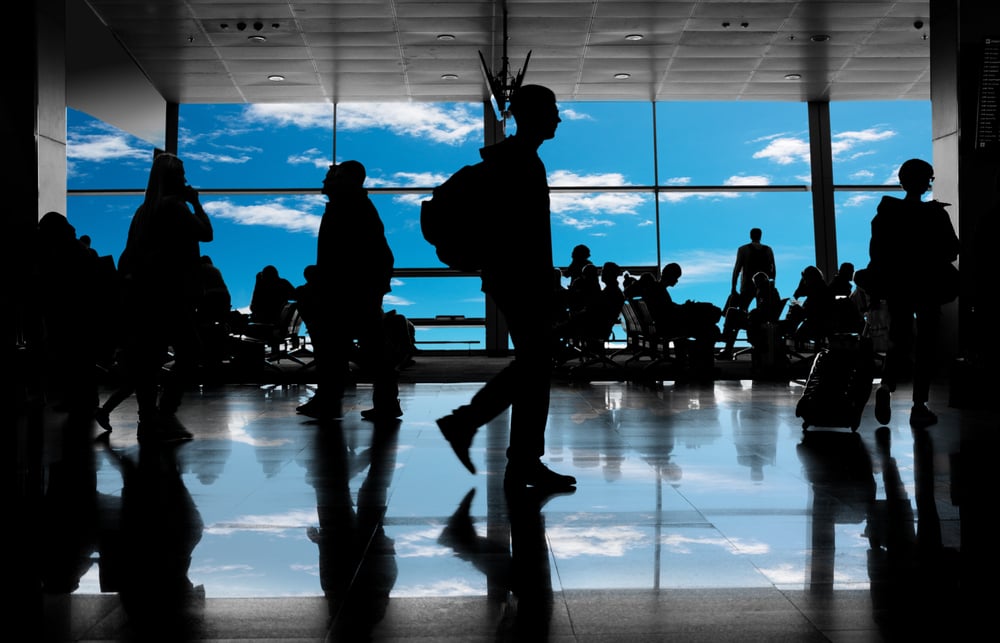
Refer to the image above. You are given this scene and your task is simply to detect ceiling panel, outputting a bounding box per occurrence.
[71,0,932,106]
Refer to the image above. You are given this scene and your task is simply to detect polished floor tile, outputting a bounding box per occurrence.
[29,371,993,641]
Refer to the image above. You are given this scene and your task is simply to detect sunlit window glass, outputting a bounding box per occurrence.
[659,191,815,310]
[656,102,810,185]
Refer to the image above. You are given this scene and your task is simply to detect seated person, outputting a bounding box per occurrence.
[644,263,721,376]
[294,264,322,346]
[557,261,625,345]
[567,262,601,316]
[249,264,295,325]
[785,265,835,347]
[744,272,787,366]
[828,262,855,298]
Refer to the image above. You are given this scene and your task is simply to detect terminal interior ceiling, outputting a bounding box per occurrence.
[70,0,933,143]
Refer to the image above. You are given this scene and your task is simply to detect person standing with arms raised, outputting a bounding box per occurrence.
[436,84,576,491]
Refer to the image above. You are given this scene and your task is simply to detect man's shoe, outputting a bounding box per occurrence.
[874,385,892,425]
[437,415,476,474]
[157,413,194,442]
[297,398,342,420]
[910,403,938,427]
[361,401,403,422]
[505,461,576,490]
[94,408,112,433]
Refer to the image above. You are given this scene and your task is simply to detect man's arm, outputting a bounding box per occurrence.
[731,247,744,293]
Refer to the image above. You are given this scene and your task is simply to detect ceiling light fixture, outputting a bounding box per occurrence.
[784,73,802,80]
[441,73,459,80]
[625,34,643,41]
[810,34,830,42]
[248,34,267,42]
[437,34,456,41]
[614,72,631,79]
[267,74,285,82]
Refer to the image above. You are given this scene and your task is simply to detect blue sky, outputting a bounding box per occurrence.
[66,99,931,344]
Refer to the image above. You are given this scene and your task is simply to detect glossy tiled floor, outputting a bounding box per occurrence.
[32,365,995,642]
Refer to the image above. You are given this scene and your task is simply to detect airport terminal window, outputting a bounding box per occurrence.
[659,190,815,307]
[830,101,932,186]
[67,99,934,345]
[180,103,335,190]
[830,100,932,271]
[655,102,810,186]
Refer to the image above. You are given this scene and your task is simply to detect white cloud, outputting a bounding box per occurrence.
[552,192,647,216]
[559,107,592,121]
[394,193,431,207]
[184,150,253,165]
[665,176,692,185]
[668,249,735,283]
[391,171,451,187]
[66,132,149,163]
[752,136,810,165]
[203,198,321,235]
[724,175,770,186]
[850,169,875,180]
[336,102,481,145]
[243,103,334,130]
[557,214,617,231]
[287,147,331,169]
[841,194,876,208]
[546,170,648,218]
[383,294,414,307]
[752,126,896,167]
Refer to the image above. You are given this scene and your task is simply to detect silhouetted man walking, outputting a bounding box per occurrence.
[436,84,576,491]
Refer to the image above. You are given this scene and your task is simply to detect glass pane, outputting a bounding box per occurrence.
[656,102,810,185]
[67,108,156,190]
[833,204,873,279]
[65,194,143,263]
[335,102,484,187]
[540,101,656,186]
[831,100,932,274]
[180,104,334,189]
[551,189,658,278]
[385,276,486,350]
[658,191,816,312]
[830,101,932,186]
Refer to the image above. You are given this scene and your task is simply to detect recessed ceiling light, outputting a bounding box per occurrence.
[625,34,643,41]
[437,34,456,41]
[267,74,285,82]
[248,34,267,42]
[441,73,459,80]
[614,72,631,79]
[810,34,830,42]
[784,73,802,80]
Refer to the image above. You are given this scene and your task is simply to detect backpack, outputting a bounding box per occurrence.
[420,162,490,271]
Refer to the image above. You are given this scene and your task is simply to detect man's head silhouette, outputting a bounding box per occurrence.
[508,84,561,142]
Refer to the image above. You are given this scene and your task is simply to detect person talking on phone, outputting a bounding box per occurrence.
[117,151,214,442]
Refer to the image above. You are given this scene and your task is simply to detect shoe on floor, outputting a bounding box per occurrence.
[297,397,342,420]
[437,415,477,474]
[137,411,193,443]
[909,403,938,427]
[874,385,891,425]
[361,400,403,422]
[504,460,576,490]
[94,408,112,433]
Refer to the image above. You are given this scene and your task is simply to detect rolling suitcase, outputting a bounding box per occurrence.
[795,334,875,431]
